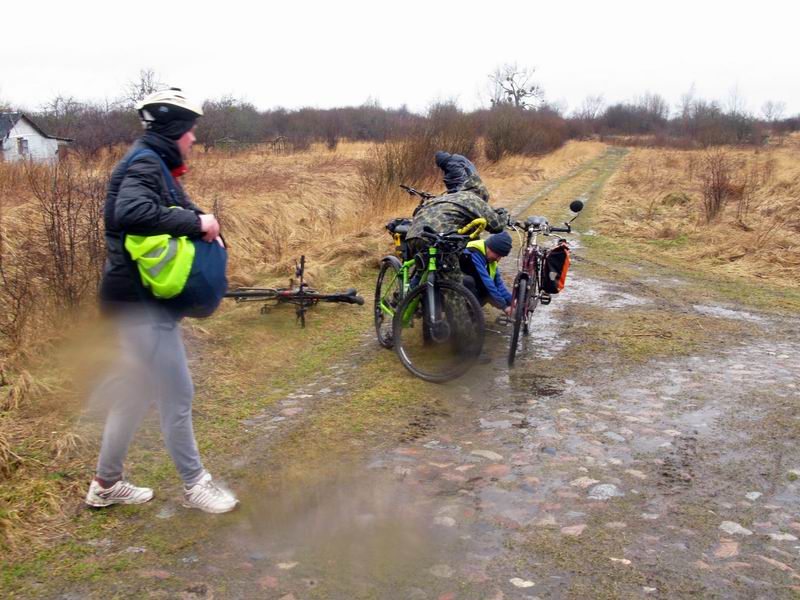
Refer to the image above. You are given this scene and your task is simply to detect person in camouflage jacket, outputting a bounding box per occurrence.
[406,173,509,283]
[404,172,508,349]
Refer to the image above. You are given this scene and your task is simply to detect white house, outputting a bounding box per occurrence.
[0,113,72,162]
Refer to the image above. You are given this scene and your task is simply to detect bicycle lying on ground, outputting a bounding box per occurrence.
[226,256,364,327]
[506,200,584,366]
[375,217,487,383]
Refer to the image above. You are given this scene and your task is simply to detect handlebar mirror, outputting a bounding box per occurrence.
[569,200,584,213]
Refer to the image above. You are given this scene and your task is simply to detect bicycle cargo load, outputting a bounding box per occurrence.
[387,218,412,259]
[542,240,570,294]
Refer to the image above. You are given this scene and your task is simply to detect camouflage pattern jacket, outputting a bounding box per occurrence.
[406,175,508,240]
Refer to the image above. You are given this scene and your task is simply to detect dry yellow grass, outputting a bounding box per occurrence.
[596,139,800,286]
[0,139,606,555]
[481,140,607,208]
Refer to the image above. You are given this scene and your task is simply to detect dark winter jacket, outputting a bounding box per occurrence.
[435,151,478,193]
[407,174,507,241]
[99,133,204,307]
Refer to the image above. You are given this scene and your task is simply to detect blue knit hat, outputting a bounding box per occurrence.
[486,231,512,256]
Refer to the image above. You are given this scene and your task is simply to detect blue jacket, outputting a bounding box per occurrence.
[464,245,513,308]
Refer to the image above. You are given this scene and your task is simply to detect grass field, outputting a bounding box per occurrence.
[594,136,800,288]
[0,139,607,564]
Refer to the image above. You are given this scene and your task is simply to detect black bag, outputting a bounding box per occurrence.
[161,238,228,318]
[542,241,570,294]
[387,218,412,259]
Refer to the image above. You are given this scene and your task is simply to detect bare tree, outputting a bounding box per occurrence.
[576,94,605,120]
[488,63,544,109]
[761,100,786,122]
[637,92,670,120]
[124,68,164,106]
[678,83,697,120]
[726,85,748,117]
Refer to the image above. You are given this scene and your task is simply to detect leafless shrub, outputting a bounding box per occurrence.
[700,150,734,222]
[0,172,36,349]
[25,159,107,310]
[483,105,566,162]
[359,103,479,207]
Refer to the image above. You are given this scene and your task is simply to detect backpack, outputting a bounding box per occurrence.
[122,149,228,318]
[542,240,570,294]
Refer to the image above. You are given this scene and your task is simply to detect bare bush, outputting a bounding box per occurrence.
[26,160,107,309]
[483,105,567,162]
[359,103,478,206]
[0,159,107,359]
[700,150,734,222]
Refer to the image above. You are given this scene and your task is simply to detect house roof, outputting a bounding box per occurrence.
[0,113,21,139]
[0,112,73,142]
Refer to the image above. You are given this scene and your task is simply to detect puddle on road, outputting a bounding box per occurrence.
[565,277,650,309]
[225,467,458,597]
[693,303,768,324]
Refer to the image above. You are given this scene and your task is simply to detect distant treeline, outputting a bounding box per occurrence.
[22,91,800,157]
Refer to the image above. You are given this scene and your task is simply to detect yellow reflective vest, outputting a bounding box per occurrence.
[466,239,497,279]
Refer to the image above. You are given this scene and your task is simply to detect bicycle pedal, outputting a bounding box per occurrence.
[540,293,552,305]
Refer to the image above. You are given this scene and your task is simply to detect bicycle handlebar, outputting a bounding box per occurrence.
[509,219,571,234]
[399,184,435,200]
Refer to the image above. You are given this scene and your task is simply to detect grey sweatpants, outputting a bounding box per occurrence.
[95,307,205,486]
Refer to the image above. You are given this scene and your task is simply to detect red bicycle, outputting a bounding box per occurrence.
[507,200,584,366]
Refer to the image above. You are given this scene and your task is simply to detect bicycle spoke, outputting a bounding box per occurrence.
[394,281,484,382]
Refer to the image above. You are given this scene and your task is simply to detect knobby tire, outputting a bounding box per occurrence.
[374,257,402,349]
[392,280,484,383]
[508,276,528,367]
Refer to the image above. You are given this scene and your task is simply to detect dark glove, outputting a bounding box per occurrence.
[495,207,511,224]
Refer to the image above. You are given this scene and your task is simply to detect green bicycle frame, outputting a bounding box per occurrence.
[379,246,439,326]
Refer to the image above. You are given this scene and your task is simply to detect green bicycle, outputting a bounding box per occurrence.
[375,217,487,383]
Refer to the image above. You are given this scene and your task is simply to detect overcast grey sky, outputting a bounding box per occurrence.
[4,0,799,117]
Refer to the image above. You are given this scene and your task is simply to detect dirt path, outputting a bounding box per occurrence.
[47,150,800,599]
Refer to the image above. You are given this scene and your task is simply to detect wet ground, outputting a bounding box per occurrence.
[52,150,800,599]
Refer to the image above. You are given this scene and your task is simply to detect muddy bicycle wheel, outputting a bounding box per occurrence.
[374,257,402,348]
[508,275,529,367]
[392,280,484,383]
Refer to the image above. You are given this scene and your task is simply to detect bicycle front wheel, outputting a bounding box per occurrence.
[508,275,529,367]
[392,280,485,383]
[375,257,402,348]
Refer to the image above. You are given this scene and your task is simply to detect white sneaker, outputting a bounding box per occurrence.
[183,472,238,514]
[85,479,154,507]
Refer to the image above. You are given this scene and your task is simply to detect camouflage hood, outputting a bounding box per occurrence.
[460,173,490,202]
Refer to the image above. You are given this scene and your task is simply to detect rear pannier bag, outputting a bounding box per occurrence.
[387,218,412,259]
[542,241,570,294]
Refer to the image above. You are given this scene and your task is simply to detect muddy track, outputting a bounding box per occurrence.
[51,150,800,599]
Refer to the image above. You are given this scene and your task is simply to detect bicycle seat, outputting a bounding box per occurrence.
[341,288,358,297]
[387,218,412,234]
[526,216,548,228]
